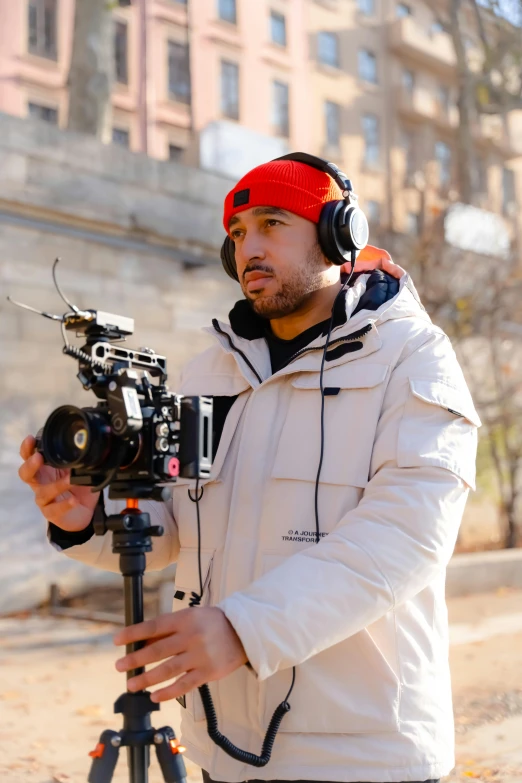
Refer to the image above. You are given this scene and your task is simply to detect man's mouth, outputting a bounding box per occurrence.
[244,271,274,293]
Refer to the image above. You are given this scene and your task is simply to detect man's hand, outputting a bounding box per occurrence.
[345,244,405,280]
[19,435,100,532]
[113,607,248,703]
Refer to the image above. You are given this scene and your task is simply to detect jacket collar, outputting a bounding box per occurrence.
[227,270,401,341]
[203,271,429,388]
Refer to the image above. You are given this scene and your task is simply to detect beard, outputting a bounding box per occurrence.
[242,243,327,320]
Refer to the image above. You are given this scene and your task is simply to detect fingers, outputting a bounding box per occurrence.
[18,451,44,487]
[127,653,191,693]
[116,632,185,674]
[34,476,73,509]
[20,435,36,461]
[36,495,78,520]
[357,244,392,263]
[150,671,203,704]
[113,614,179,647]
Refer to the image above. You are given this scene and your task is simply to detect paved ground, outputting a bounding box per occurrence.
[0,588,521,783]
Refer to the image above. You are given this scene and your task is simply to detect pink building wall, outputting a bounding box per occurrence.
[0,0,313,163]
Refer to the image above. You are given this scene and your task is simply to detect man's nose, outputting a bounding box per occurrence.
[238,231,266,265]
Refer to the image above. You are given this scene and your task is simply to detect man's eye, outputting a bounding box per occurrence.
[230,230,242,240]
[266,219,280,227]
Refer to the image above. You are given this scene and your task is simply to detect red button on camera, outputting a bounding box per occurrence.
[167,457,180,477]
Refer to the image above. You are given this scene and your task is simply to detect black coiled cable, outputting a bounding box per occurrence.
[187,478,295,766]
[198,677,293,767]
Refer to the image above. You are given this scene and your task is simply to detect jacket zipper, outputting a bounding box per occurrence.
[212,320,373,383]
[212,319,263,383]
[283,323,373,368]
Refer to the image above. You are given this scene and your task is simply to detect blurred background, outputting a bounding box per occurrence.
[1,0,522,609]
[1,2,522,779]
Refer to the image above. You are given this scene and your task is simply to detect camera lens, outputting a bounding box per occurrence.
[41,405,111,469]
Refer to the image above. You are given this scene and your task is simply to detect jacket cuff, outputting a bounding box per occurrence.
[219,594,270,681]
[47,493,105,551]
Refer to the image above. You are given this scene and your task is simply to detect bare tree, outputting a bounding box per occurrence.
[67,0,113,140]
[393,221,522,547]
[425,0,522,203]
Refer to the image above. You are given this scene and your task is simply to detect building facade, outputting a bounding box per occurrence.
[0,0,521,240]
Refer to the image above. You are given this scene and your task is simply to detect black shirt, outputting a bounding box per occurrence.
[264,318,330,374]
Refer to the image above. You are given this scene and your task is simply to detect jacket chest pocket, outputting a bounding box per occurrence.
[272,363,389,489]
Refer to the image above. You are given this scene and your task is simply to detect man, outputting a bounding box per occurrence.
[19,156,480,783]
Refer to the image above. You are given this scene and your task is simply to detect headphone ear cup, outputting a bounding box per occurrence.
[317,201,369,265]
[317,201,346,266]
[220,237,239,281]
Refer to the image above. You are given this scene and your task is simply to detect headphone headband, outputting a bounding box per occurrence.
[272,152,354,198]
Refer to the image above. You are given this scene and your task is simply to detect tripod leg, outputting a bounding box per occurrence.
[154,727,187,783]
[88,730,121,783]
[127,744,150,782]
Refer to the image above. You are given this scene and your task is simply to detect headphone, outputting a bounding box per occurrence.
[220,151,370,281]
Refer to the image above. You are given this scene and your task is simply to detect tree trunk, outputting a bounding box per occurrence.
[67,0,113,141]
[504,503,518,548]
[448,0,475,203]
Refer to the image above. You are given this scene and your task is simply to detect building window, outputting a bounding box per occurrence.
[28,0,57,60]
[438,84,450,114]
[325,100,341,148]
[435,141,451,187]
[168,144,184,161]
[358,49,378,84]
[358,0,375,15]
[317,32,339,68]
[112,128,130,147]
[221,60,240,120]
[407,212,420,235]
[272,80,290,137]
[28,101,58,124]
[367,200,381,224]
[218,0,237,24]
[396,2,412,17]
[430,20,444,34]
[402,68,415,94]
[502,167,516,214]
[362,113,380,167]
[401,129,417,184]
[270,11,287,46]
[114,21,128,85]
[168,40,191,104]
[474,157,488,198]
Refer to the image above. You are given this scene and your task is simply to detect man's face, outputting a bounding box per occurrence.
[228,206,334,320]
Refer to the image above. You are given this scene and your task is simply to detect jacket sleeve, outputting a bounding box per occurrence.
[219,327,481,681]
[47,490,180,573]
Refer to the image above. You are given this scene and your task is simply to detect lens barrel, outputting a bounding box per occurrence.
[40,405,111,469]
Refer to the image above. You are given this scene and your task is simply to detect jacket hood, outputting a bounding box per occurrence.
[227,269,404,341]
[200,268,430,388]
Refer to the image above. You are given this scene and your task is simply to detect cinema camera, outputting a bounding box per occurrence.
[10,260,213,501]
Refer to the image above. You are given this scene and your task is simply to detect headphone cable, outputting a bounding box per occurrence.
[187,251,357,764]
[315,251,357,544]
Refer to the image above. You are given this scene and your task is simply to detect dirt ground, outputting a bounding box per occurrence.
[1,589,521,783]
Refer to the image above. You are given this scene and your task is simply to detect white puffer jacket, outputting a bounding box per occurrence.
[51,272,480,783]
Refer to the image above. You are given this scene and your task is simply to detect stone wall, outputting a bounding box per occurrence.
[0,113,239,613]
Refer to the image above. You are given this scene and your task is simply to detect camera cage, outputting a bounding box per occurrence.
[8,258,213,499]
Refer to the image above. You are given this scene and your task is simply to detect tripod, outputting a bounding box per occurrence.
[87,500,187,783]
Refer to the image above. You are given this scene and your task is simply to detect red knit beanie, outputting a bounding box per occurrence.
[223,159,343,233]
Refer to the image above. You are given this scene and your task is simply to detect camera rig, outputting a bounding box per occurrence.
[9,259,212,501]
